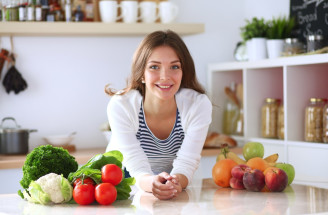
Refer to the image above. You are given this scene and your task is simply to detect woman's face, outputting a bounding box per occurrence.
[143,45,182,102]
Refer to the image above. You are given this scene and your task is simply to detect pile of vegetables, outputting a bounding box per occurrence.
[18,145,135,206]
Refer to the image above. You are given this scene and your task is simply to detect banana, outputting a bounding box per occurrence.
[226,151,246,165]
[216,146,246,164]
[264,153,279,163]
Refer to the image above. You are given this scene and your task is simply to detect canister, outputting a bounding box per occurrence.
[261,98,280,138]
[304,98,324,142]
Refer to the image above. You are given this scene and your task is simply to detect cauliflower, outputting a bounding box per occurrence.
[22,173,73,205]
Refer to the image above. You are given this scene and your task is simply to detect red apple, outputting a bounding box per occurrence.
[230,177,245,189]
[264,167,288,192]
[231,164,252,181]
[243,169,265,192]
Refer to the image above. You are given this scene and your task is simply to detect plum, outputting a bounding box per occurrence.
[243,169,265,192]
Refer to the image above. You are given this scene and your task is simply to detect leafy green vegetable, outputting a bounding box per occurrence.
[20,145,78,190]
[22,173,73,205]
[68,150,135,200]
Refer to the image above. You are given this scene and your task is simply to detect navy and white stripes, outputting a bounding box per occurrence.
[136,103,185,175]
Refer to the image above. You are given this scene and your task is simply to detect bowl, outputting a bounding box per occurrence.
[43,135,74,146]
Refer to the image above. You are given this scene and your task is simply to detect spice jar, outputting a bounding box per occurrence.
[261,98,280,138]
[307,35,324,52]
[283,38,304,56]
[277,104,284,139]
[323,103,328,143]
[304,98,325,142]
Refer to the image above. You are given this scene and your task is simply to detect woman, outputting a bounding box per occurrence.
[105,30,212,200]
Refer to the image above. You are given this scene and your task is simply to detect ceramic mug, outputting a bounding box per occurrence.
[159,1,178,23]
[99,0,123,23]
[139,1,159,23]
[121,0,141,23]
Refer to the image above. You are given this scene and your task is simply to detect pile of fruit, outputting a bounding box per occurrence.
[212,142,295,192]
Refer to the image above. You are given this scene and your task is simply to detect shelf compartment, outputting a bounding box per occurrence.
[0,22,204,37]
[286,63,328,142]
[245,67,283,138]
[208,69,243,133]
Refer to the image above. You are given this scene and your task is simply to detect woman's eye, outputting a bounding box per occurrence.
[171,65,180,69]
[150,65,159,69]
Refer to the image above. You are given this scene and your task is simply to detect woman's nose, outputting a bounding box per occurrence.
[160,67,170,80]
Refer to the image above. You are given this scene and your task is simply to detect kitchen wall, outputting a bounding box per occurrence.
[0,0,289,150]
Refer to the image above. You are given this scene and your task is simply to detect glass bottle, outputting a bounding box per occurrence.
[304,98,325,142]
[73,4,84,21]
[34,0,41,21]
[64,0,71,22]
[323,102,328,143]
[26,0,34,21]
[18,0,27,21]
[277,103,284,139]
[222,82,239,135]
[261,98,280,138]
[5,0,19,21]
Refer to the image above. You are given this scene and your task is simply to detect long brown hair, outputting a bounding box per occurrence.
[105,30,205,96]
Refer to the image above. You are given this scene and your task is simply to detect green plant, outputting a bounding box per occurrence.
[240,17,269,42]
[266,16,295,39]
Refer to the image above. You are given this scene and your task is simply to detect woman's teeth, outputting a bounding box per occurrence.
[158,85,170,89]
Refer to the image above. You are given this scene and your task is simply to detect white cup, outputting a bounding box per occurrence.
[121,1,141,23]
[159,1,178,23]
[139,1,159,23]
[99,0,123,23]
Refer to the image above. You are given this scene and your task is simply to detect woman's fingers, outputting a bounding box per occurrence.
[152,175,177,200]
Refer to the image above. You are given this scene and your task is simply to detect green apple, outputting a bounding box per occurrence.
[243,142,264,161]
[275,163,295,185]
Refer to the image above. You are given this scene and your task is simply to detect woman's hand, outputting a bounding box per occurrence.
[151,172,182,200]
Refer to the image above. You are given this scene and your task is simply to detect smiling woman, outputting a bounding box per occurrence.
[104,30,212,200]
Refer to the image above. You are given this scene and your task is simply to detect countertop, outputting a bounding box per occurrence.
[0,147,241,169]
[1,178,328,215]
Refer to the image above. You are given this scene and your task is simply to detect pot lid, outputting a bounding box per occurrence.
[0,117,37,133]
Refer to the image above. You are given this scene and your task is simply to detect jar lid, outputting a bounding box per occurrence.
[265,98,280,103]
[307,35,323,41]
[310,98,326,103]
[285,38,299,44]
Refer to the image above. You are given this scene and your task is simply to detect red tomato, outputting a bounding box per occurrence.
[101,164,123,185]
[73,177,95,187]
[73,184,95,205]
[95,183,117,205]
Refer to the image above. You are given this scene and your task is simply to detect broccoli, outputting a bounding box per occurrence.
[20,145,78,189]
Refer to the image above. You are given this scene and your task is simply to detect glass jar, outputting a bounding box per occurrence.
[307,35,324,52]
[277,104,284,139]
[261,98,280,138]
[323,103,328,143]
[283,38,304,56]
[304,98,325,142]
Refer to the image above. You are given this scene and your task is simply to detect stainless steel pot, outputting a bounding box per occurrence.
[0,117,37,154]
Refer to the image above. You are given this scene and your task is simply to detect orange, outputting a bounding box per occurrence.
[246,157,270,172]
[212,158,238,187]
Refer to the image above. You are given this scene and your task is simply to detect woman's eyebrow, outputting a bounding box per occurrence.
[147,60,181,64]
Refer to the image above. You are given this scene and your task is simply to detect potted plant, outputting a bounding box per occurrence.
[266,16,295,58]
[240,17,269,61]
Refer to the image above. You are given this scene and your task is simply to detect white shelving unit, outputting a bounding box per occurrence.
[207,53,328,183]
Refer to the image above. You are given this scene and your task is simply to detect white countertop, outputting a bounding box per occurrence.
[1,178,328,215]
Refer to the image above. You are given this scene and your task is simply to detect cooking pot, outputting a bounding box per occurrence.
[0,117,37,154]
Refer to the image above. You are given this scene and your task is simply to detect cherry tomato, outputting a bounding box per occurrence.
[95,183,117,205]
[101,164,123,185]
[73,177,95,187]
[73,184,95,205]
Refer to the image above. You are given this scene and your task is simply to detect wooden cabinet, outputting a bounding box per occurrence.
[207,53,328,183]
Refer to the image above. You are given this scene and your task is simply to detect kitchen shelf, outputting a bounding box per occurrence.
[207,53,328,182]
[0,22,204,37]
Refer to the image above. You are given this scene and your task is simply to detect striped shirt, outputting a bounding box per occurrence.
[136,103,185,175]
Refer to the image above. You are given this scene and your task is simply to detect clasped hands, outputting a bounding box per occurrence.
[152,172,182,200]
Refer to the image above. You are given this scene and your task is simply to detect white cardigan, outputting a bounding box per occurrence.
[106,88,212,187]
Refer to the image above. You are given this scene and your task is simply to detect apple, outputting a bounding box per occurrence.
[264,167,288,192]
[243,169,265,192]
[230,177,245,189]
[275,163,295,185]
[243,142,264,161]
[231,164,252,181]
